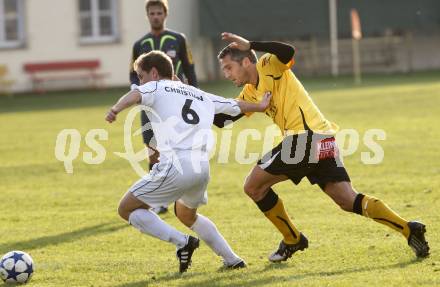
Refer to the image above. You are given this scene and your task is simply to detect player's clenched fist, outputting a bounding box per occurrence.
[105,108,118,123]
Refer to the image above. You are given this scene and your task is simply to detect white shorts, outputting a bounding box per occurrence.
[128,153,210,209]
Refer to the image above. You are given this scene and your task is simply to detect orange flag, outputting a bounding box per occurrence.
[351,9,362,40]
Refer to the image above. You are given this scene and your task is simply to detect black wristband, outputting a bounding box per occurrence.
[249,41,263,51]
[249,41,295,64]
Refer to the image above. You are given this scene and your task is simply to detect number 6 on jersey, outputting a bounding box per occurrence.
[182,99,200,124]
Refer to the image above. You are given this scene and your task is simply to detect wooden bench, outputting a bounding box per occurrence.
[23,60,108,93]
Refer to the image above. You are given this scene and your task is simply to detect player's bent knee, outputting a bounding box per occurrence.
[175,202,197,227]
[243,183,255,197]
[243,183,264,201]
[181,216,196,227]
[176,211,196,227]
[117,204,129,221]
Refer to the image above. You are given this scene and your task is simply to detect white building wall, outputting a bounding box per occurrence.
[0,0,202,92]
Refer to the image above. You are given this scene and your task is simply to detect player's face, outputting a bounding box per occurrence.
[220,55,249,87]
[147,5,166,31]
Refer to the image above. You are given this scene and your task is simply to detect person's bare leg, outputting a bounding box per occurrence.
[244,165,309,262]
[321,181,356,212]
[244,165,301,243]
[323,181,429,258]
[118,191,150,221]
[323,181,411,234]
[243,165,288,202]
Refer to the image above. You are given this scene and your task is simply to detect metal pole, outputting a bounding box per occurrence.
[329,0,339,76]
[352,38,362,84]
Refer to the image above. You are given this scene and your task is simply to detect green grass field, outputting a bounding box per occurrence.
[1,72,439,286]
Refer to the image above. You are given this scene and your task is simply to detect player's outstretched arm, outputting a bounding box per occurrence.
[209,92,270,126]
[238,92,272,113]
[221,32,250,51]
[105,90,141,123]
[221,32,294,64]
[249,41,294,64]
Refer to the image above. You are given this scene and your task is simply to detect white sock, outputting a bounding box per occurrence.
[129,208,187,248]
[190,214,241,265]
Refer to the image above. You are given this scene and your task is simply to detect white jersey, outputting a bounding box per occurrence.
[132,80,241,157]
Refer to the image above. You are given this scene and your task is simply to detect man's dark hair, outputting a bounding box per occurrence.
[145,0,168,15]
[217,44,258,64]
[134,51,174,79]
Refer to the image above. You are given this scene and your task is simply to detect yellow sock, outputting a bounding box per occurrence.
[361,195,410,238]
[263,197,301,244]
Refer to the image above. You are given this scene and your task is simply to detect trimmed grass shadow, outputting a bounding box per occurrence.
[114,271,205,287]
[119,258,422,287]
[0,222,128,253]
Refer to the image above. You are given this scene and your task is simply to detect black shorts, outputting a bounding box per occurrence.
[257,133,350,190]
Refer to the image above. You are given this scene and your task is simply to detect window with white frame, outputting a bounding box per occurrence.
[0,0,25,48]
[79,0,118,43]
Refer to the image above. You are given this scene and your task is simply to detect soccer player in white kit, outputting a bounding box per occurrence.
[105,51,272,273]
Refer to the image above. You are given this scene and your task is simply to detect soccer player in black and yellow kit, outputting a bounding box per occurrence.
[216,32,430,262]
[130,0,198,214]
